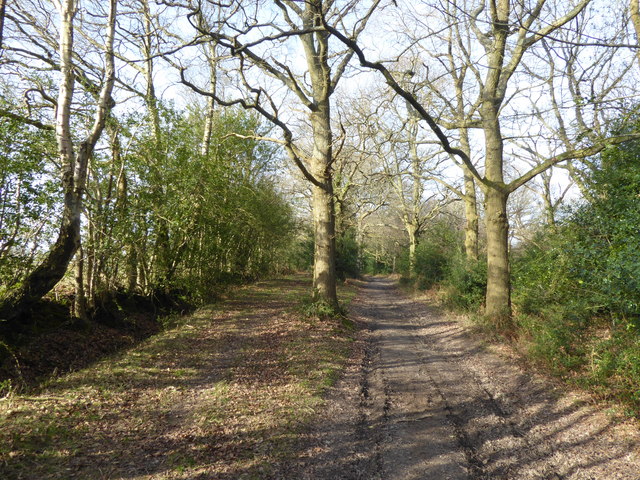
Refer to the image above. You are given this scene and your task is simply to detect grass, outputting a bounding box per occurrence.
[0,274,360,479]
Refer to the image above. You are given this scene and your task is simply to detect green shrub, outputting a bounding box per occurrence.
[336,231,360,280]
[580,327,640,413]
[400,220,464,290]
[413,242,449,289]
[361,252,393,275]
[286,229,315,272]
[508,130,640,415]
[443,254,487,311]
[516,308,590,373]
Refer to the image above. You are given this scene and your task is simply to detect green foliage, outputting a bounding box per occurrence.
[336,229,360,280]
[514,136,640,320]
[86,105,296,300]
[284,227,314,272]
[284,227,364,279]
[515,309,589,373]
[413,242,449,289]
[360,251,394,275]
[0,378,12,398]
[510,131,640,414]
[0,115,58,288]
[585,331,640,410]
[400,220,473,294]
[443,254,487,311]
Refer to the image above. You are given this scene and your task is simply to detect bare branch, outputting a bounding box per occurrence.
[508,134,640,192]
[0,108,54,130]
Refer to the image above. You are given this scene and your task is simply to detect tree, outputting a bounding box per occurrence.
[631,0,640,63]
[377,102,450,277]
[179,0,379,308]
[0,0,117,322]
[0,0,6,50]
[327,0,639,321]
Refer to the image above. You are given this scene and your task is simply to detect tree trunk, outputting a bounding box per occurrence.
[482,85,511,320]
[631,0,640,64]
[0,0,6,50]
[86,220,95,306]
[0,0,116,323]
[300,2,339,309]
[0,211,80,321]
[481,3,511,321]
[140,0,171,289]
[463,167,479,261]
[310,103,338,308]
[540,170,557,228]
[200,40,218,158]
[312,183,338,306]
[127,247,138,292]
[484,187,510,320]
[459,130,479,261]
[74,246,88,321]
[406,221,419,277]
[409,131,421,277]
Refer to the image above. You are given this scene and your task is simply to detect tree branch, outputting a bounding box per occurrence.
[507,134,640,192]
[322,18,493,191]
[0,108,54,130]
[179,67,325,190]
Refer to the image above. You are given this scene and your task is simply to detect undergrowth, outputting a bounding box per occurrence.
[400,220,640,416]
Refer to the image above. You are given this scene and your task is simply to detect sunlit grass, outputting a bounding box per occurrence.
[0,274,359,479]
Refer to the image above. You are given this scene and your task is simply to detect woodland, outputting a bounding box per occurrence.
[1,0,640,421]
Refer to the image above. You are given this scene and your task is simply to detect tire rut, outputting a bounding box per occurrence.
[352,277,640,479]
[286,276,640,480]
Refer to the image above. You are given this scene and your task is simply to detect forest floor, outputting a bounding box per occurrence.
[2,275,640,479]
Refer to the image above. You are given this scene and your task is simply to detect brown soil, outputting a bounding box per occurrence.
[0,292,187,388]
[284,277,640,479]
[0,276,356,479]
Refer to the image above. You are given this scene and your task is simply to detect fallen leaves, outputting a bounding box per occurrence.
[0,275,358,479]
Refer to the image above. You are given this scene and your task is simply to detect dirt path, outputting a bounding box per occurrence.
[289,277,640,479]
[3,276,640,479]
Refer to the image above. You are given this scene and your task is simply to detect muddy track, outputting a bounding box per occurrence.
[286,277,640,480]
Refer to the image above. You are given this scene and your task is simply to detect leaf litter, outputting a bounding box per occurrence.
[0,275,357,479]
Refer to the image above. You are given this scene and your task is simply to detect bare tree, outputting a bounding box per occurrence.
[327,0,639,321]
[367,88,451,275]
[179,0,379,308]
[401,15,482,261]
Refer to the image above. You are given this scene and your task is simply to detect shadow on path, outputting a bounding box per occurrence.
[289,276,640,480]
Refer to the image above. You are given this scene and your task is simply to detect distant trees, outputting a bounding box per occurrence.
[368,88,451,277]
[328,0,639,321]
[1,0,639,328]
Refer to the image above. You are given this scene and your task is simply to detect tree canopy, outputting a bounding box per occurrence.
[0,0,638,328]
